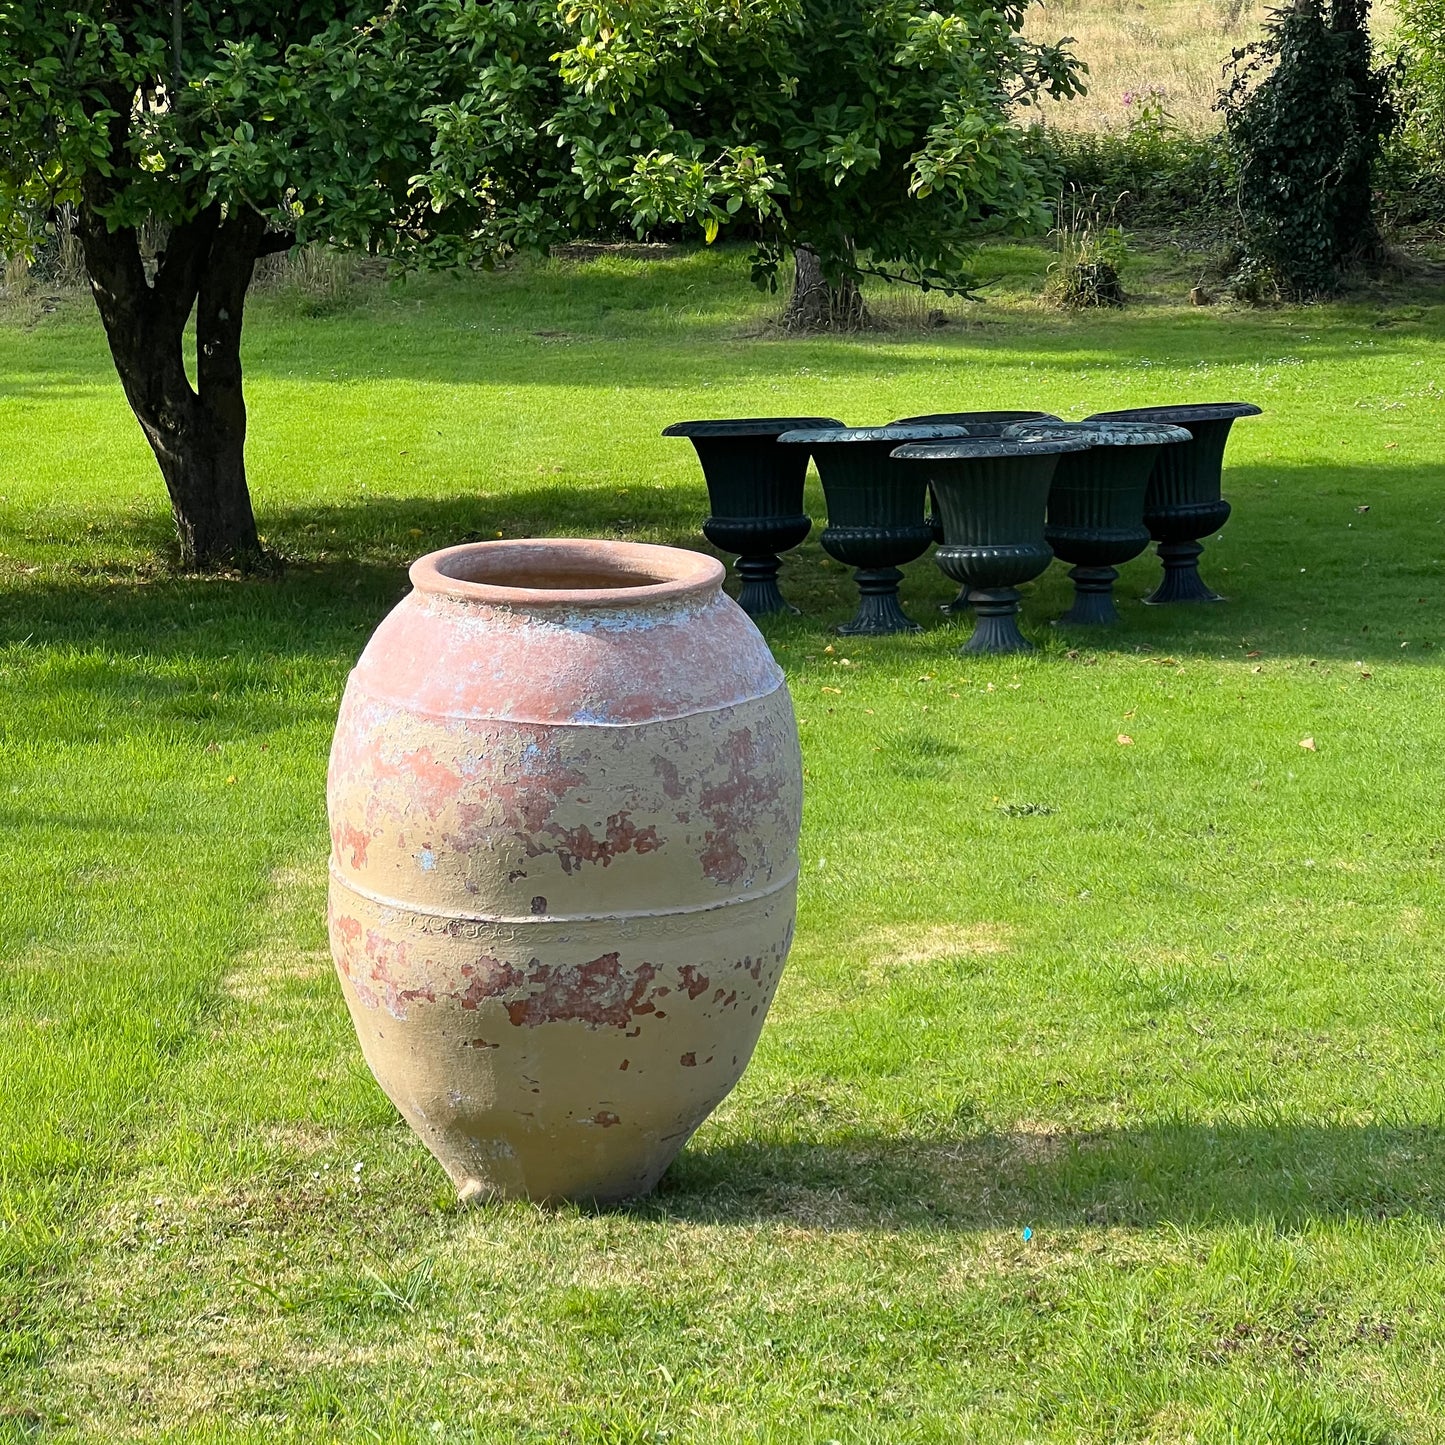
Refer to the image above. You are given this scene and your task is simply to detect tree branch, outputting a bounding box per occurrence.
[151,205,220,333]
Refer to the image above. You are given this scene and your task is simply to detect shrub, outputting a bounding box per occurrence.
[256,246,360,318]
[1044,195,1129,308]
[1398,0,1445,154]
[1028,92,1235,230]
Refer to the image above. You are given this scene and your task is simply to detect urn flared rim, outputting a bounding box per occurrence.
[776,424,968,446]
[889,410,1064,427]
[890,435,1091,461]
[410,538,726,609]
[662,416,845,439]
[1085,402,1263,425]
[1004,419,1193,447]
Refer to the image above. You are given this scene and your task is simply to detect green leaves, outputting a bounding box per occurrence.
[0,0,1082,286]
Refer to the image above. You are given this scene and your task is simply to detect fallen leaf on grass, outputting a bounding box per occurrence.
[821,686,843,695]
[1299,737,1316,752]
[1117,734,1134,746]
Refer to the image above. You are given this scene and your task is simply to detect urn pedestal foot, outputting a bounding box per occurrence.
[736,555,797,616]
[1059,565,1122,625]
[837,567,921,635]
[1143,541,1224,605]
[961,588,1032,654]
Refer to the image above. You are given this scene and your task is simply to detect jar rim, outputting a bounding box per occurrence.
[409,539,726,609]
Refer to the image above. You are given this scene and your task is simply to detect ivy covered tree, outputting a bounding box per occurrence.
[1219,0,1396,297]
[0,0,1081,570]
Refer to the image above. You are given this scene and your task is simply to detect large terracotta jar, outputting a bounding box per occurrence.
[327,539,802,1203]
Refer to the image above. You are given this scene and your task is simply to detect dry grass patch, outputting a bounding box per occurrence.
[1023,0,1400,133]
[867,920,1014,974]
[220,948,330,1004]
[1024,0,1266,131]
[220,866,328,1004]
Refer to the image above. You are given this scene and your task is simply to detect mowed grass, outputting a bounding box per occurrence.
[3,244,1445,1442]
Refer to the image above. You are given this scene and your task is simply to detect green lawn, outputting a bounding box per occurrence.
[3,244,1445,1443]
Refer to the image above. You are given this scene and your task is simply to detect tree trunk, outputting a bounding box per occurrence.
[782,245,869,332]
[76,192,272,572]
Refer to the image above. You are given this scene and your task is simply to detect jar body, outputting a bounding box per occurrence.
[327,542,802,1202]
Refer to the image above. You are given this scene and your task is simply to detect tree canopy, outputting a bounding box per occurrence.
[0,0,1082,569]
[427,0,1083,295]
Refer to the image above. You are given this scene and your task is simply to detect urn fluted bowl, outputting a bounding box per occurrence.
[891,435,1089,654]
[778,424,966,634]
[890,412,1064,606]
[662,416,843,617]
[1005,418,1192,624]
[1085,402,1262,604]
[327,539,803,1203]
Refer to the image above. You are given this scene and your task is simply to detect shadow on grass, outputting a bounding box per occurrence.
[648,1121,1445,1230]
[5,465,1445,666]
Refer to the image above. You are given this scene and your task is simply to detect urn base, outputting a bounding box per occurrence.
[837,567,921,635]
[960,588,1032,654]
[1143,541,1225,605]
[736,554,797,616]
[1058,565,1122,625]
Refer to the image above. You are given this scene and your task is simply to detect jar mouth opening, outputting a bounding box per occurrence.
[409,539,726,608]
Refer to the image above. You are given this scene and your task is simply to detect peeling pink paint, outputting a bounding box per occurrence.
[547,811,662,875]
[504,954,659,1029]
[677,965,710,1000]
[699,829,746,885]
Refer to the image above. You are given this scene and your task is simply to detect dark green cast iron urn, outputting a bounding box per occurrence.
[1005,418,1192,625]
[891,434,1089,654]
[778,424,967,635]
[1085,402,1262,605]
[662,416,842,616]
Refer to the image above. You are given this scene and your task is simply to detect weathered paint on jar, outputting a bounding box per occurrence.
[327,539,802,1203]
